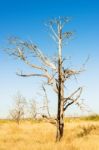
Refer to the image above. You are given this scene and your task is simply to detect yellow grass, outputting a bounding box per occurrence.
[0,119,99,150]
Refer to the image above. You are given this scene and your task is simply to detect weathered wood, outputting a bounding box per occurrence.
[56,23,64,141]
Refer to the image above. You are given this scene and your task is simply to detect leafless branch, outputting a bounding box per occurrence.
[16,72,48,78]
[49,24,58,40]
[16,69,57,87]
[6,37,57,71]
[64,87,83,111]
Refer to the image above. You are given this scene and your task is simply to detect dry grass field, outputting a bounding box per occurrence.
[0,117,99,150]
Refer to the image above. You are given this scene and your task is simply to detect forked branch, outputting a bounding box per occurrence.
[64,87,83,111]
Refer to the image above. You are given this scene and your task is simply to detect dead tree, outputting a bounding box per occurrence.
[5,17,83,141]
[29,99,37,119]
[42,85,51,118]
[10,92,26,124]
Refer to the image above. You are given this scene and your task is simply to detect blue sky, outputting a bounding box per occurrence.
[0,0,99,118]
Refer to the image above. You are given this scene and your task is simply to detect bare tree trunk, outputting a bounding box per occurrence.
[56,24,64,141]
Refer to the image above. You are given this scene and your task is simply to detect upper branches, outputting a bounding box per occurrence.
[47,17,73,44]
[6,37,57,71]
[4,17,84,109]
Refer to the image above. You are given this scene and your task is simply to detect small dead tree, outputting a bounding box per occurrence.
[29,99,37,119]
[10,93,26,124]
[5,17,84,140]
[42,85,51,118]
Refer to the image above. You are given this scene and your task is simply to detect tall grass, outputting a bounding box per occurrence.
[0,117,99,150]
[83,114,99,121]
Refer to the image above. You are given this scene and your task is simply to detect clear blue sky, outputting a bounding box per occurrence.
[0,0,99,118]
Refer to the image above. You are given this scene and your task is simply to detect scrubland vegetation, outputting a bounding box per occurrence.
[0,116,99,150]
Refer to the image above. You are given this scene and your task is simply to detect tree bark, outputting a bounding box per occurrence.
[56,24,64,141]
